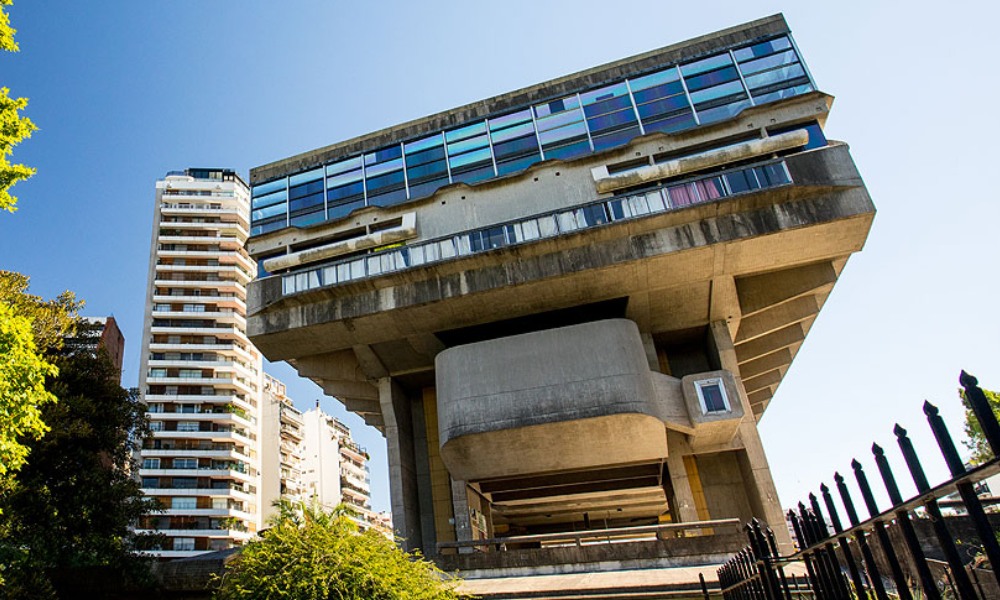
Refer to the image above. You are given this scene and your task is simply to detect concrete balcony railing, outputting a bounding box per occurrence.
[275,157,792,296]
[141,487,253,500]
[141,468,253,481]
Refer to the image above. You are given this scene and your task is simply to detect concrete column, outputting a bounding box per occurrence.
[378,377,423,551]
[450,478,474,554]
[665,431,699,523]
[709,320,794,552]
[409,395,437,554]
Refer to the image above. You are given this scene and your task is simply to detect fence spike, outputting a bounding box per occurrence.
[958,370,1000,457]
[850,459,880,518]
[894,424,930,492]
[924,400,966,476]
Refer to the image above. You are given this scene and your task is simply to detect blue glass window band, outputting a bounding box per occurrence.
[251,34,812,234]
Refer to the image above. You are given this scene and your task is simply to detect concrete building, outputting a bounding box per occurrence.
[300,406,383,531]
[244,14,874,575]
[136,168,264,558]
[260,372,306,523]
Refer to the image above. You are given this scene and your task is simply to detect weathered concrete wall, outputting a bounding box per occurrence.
[435,319,745,480]
[436,319,661,440]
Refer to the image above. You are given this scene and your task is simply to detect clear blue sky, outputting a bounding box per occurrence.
[1,1,998,516]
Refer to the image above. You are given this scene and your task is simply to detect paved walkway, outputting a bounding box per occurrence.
[455,562,810,598]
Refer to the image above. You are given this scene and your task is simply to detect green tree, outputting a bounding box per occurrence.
[215,502,462,600]
[0,349,158,596]
[0,271,80,488]
[0,0,37,213]
[0,302,56,480]
[962,385,1000,464]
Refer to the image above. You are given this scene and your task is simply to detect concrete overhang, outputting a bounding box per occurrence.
[247,143,874,420]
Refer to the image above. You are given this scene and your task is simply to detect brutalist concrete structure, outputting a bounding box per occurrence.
[244,14,874,574]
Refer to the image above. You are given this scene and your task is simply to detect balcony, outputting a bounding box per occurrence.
[140,448,249,460]
[149,310,247,327]
[151,429,253,445]
[277,158,792,296]
[134,528,254,539]
[141,468,253,481]
[142,487,253,500]
[156,263,251,276]
[152,293,247,310]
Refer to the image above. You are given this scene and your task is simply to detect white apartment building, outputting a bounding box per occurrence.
[302,407,386,532]
[260,373,306,524]
[137,168,263,557]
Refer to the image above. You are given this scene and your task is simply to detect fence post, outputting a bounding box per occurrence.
[750,519,784,600]
[820,482,868,599]
[808,493,851,600]
[924,399,1000,588]
[764,526,793,600]
[895,424,978,600]
[835,471,889,600]
[797,503,834,599]
[851,459,912,600]
[871,442,941,600]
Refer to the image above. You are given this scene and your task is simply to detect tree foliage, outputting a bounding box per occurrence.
[0,271,81,351]
[0,0,37,213]
[962,385,1000,464]
[0,349,158,596]
[215,502,462,600]
[0,271,80,489]
[0,302,56,480]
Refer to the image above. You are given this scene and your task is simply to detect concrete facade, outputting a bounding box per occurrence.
[260,373,305,523]
[300,406,390,532]
[244,15,874,573]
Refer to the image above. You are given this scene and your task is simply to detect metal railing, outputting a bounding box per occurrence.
[719,371,1000,600]
[437,518,741,553]
[278,159,792,296]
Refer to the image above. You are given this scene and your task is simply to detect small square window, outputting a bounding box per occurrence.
[695,379,730,414]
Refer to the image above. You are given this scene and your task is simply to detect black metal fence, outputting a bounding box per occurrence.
[719,371,1000,599]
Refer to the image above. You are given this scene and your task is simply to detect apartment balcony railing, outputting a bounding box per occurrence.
[277,158,792,296]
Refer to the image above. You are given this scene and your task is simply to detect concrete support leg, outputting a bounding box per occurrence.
[709,320,794,553]
[410,395,437,555]
[665,431,699,523]
[378,377,423,551]
[450,479,474,554]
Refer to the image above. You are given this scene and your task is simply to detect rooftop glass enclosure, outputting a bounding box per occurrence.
[251,34,813,235]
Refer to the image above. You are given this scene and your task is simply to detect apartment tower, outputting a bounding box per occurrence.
[244,15,875,576]
[260,373,306,523]
[137,168,263,557]
[301,407,379,531]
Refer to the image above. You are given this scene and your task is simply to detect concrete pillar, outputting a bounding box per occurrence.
[709,320,794,552]
[378,377,423,551]
[665,431,699,523]
[450,478,474,554]
[409,395,437,554]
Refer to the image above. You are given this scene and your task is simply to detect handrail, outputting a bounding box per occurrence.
[437,518,741,551]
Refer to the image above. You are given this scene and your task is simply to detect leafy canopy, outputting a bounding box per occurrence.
[962,385,1000,465]
[215,502,462,600]
[0,302,56,480]
[0,349,158,595]
[0,270,82,351]
[0,271,80,486]
[0,0,37,213]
